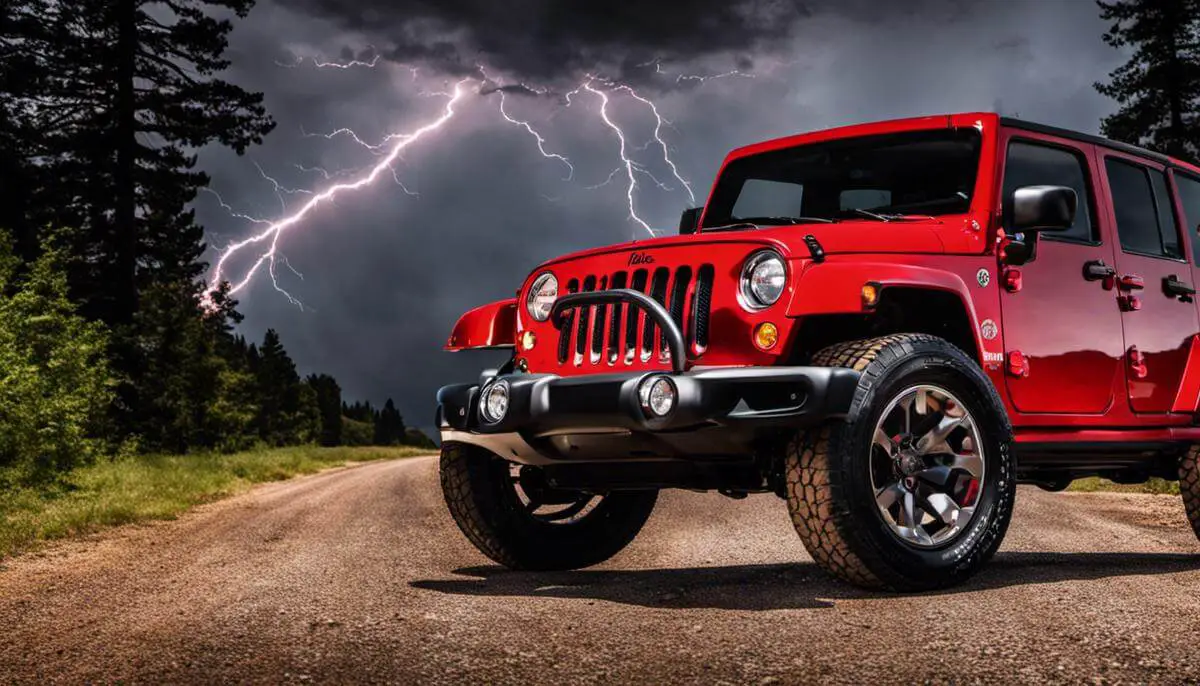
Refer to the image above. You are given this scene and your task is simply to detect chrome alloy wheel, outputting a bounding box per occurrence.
[509,464,601,524]
[870,384,985,548]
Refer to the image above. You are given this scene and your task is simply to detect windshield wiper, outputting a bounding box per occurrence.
[703,221,762,232]
[733,216,837,226]
[852,208,893,222]
[850,208,941,223]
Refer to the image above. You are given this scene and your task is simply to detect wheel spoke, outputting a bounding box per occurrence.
[951,452,984,478]
[876,482,904,509]
[924,492,961,526]
[874,428,897,456]
[902,490,922,528]
[915,388,929,415]
[916,414,965,455]
[916,465,953,486]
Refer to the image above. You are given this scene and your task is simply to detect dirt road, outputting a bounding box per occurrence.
[2,456,1199,684]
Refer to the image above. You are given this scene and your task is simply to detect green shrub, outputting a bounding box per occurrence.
[0,235,114,485]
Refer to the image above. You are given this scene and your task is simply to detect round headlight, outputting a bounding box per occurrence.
[481,380,510,423]
[740,251,787,310]
[525,272,558,322]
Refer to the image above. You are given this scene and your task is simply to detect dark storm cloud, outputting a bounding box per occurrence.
[270,0,808,84]
[197,0,1127,435]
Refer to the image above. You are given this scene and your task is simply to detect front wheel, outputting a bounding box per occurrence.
[786,334,1016,591]
[440,443,657,570]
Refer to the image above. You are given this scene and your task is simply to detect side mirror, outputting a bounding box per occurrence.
[679,207,703,235]
[1012,185,1077,233]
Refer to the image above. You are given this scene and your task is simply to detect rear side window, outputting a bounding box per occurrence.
[1177,173,1200,265]
[1003,141,1093,242]
[1105,158,1184,259]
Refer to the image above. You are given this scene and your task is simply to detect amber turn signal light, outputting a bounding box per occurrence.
[519,330,537,351]
[861,282,881,309]
[753,322,779,351]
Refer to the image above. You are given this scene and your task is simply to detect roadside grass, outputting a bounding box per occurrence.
[1067,477,1180,495]
[0,445,430,559]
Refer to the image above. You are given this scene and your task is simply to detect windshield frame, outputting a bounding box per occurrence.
[699,118,993,232]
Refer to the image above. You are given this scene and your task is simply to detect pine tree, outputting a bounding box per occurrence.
[306,374,343,446]
[374,399,406,446]
[1095,0,1200,161]
[0,232,113,484]
[254,329,300,445]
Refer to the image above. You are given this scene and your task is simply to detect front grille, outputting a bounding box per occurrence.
[556,263,713,368]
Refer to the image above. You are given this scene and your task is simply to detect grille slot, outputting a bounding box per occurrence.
[556,278,580,363]
[555,263,713,369]
[643,267,670,359]
[692,265,714,352]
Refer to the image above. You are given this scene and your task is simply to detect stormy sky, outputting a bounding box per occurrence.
[194,0,1126,433]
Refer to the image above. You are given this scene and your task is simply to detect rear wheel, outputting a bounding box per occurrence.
[440,442,657,570]
[1181,445,1200,542]
[786,334,1015,591]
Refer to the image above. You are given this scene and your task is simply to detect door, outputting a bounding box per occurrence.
[998,135,1126,414]
[1099,153,1200,414]
[1175,170,1200,325]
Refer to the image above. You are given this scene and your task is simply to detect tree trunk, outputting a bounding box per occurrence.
[1163,1,1187,158]
[113,0,138,323]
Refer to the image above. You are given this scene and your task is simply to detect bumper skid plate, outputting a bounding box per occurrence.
[437,366,860,464]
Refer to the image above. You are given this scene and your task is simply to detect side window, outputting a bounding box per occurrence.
[1175,172,1200,265]
[1105,158,1183,259]
[1003,141,1094,242]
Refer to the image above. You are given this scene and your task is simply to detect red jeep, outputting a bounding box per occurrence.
[436,112,1200,590]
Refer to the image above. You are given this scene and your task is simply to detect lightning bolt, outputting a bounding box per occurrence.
[202,79,472,308]
[205,66,699,305]
[579,80,654,237]
[609,84,695,205]
[496,90,574,181]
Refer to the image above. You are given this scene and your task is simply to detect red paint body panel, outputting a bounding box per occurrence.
[446,299,517,351]
[1172,336,1200,413]
[449,111,1200,440]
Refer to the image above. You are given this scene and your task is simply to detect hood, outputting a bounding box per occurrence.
[537,216,973,270]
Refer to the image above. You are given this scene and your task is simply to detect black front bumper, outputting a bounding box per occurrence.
[436,366,861,465]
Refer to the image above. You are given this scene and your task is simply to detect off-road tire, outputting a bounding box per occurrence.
[1181,445,1200,542]
[786,333,1016,591]
[440,442,657,570]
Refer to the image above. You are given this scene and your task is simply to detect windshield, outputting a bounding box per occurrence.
[702,128,983,229]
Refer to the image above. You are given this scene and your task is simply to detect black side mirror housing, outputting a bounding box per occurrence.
[679,207,703,235]
[1012,185,1077,233]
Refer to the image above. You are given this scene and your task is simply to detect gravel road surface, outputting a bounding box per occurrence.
[3,456,1199,684]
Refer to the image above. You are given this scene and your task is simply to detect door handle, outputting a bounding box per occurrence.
[1118,274,1145,291]
[1083,260,1116,282]
[1164,274,1196,301]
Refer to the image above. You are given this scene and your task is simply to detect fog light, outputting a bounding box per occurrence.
[638,376,677,418]
[861,282,881,309]
[753,322,779,351]
[480,380,510,422]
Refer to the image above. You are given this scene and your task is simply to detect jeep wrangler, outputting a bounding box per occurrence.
[436,112,1200,591]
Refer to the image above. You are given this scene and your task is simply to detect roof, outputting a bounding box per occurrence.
[726,112,1199,174]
